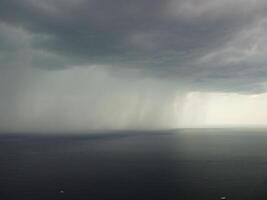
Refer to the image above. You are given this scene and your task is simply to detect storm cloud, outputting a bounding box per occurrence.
[1,0,267,131]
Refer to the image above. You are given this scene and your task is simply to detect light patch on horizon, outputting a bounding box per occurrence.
[180,91,267,127]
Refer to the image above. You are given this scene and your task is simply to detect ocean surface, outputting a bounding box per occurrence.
[1,129,267,200]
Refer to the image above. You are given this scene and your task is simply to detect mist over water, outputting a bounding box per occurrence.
[2,65,267,133]
[0,66,187,132]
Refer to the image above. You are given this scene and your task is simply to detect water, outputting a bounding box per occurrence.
[1,129,267,200]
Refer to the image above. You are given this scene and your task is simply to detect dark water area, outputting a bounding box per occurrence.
[1,129,267,200]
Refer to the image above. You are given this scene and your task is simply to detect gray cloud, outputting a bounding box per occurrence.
[1,0,267,93]
[1,0,267,131]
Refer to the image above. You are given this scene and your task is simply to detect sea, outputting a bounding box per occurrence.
[1,128,267,200]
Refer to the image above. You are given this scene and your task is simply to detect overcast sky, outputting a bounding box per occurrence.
[1,0,267,132]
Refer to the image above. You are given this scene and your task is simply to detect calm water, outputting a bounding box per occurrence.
[1,129,267,200]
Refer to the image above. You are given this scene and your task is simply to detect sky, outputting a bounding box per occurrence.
[1,0,267,132]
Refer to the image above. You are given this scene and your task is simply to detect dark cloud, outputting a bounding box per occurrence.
[2,0,267,131]
[1,0,267,93]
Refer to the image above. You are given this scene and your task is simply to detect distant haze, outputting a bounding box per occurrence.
[1,0,267,132]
